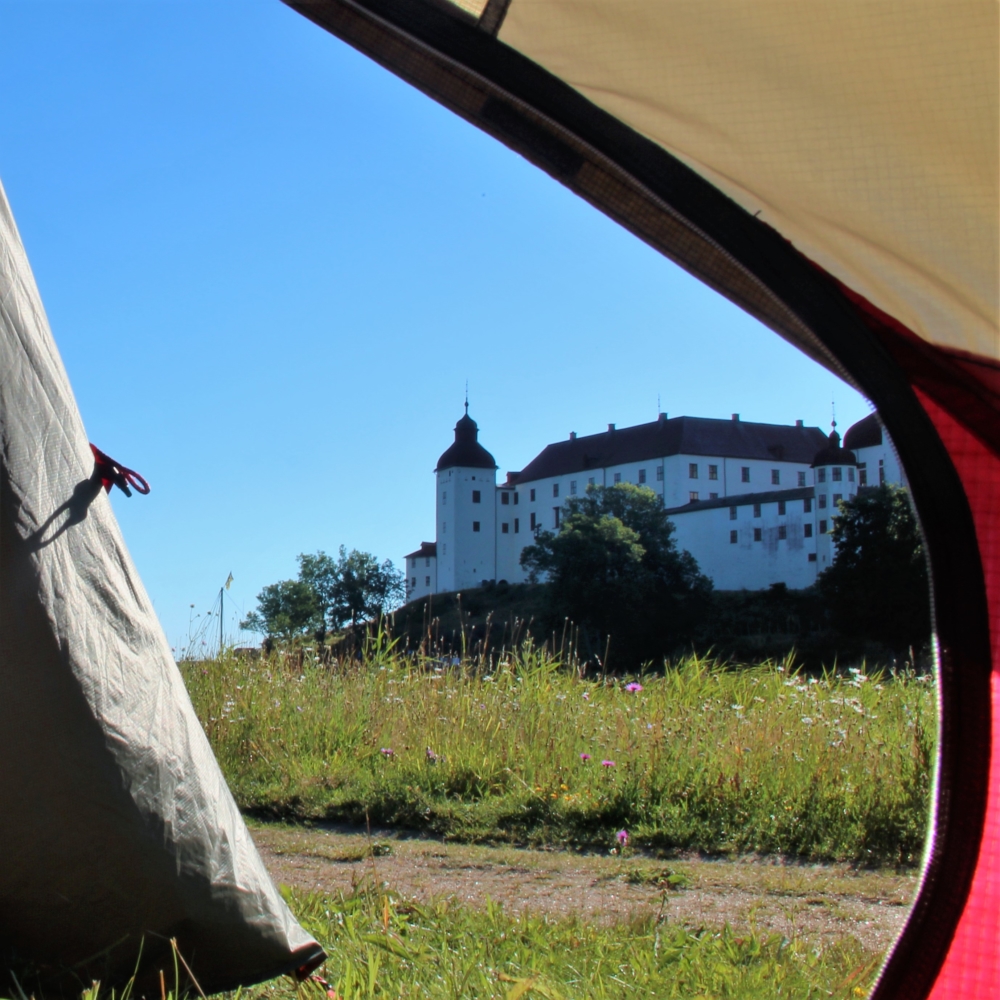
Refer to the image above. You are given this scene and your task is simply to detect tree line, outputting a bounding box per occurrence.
[240,546,404,641]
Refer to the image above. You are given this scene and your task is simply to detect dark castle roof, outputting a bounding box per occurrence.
[436,410,498,471]
[512,416,827,484]
[844,413,883,451]
[811,429,857,468]
[404,541,437,560]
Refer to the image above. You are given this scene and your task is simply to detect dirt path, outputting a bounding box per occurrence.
[250,822,917,954]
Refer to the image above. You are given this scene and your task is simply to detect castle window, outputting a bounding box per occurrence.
[502,522,509,534]
[833,493,843,505]
[729,506,737,520]
[808,553,817,562]
[442,543,446,555]
[425,576,430,586]
[778,500,786,515]
[588,477,596,486]
[656,466,664,481]
[442,491,447,505]
[708,465,718,481]
[798,471,807,487]
[473,521,480,532]
[514,518,519,533]
[804,523,813,538]
[514,492,519,504]
[753,527,762,542]
[709,492,719,499]
[472,490,481,503]
[410,559,415,569]
[570,480,577,494]
[879,460,885,484]
[689,491,699,502]
[778,525,787,540]
[501,492,509,505]
[753,503,762,517]
[530,489,536,501]
[411,577,416,587]
[858,463,867,486]
[689,463,698,479]
[818,494,827,509]
[638,468,647,484]
[614,472,622,484]
[848,467,855,483]
[819,519,828,534]
[741,467,751,483]
[817,468,827,483]
[832,467,842,482]
[771,469,780,485]
[804,498,812,513]
[729,530,738,544]
[530,513,536,530]
[442,521,447,533]
[552,483,559,498]
[553,507,561,528]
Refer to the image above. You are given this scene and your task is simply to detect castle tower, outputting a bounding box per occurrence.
[435,405,498,593]
[810,426,858,572]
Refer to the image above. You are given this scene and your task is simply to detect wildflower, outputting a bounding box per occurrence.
[426,746,439,763]
[380,748,394,757]
[579,753,591,761]
[601,759,616,768]
[625,682,643,693]
[616,829,629,846]
[582,691,590,700]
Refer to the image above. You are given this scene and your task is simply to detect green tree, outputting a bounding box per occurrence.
[239,579,321,639]
[520,483,712,664]
[818,484,931,651]
[299,546,405,631]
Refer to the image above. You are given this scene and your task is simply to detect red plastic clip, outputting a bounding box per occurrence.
[90,444,150,498]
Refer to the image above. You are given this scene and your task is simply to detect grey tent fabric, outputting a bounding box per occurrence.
[0,180,323,994]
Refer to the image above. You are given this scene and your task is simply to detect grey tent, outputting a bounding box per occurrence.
[0,181,324,993]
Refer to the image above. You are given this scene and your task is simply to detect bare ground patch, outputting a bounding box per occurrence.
[249,821,917,954]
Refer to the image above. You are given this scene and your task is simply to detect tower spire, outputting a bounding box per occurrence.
[465,380,469,416]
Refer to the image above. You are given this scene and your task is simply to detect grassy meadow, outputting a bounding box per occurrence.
[259,881,883,1000]
[182,641,935,865]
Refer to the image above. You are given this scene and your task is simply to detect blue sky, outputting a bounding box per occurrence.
[2,1,871,651]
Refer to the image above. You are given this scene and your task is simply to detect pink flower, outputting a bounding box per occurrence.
[601,759,616,768]
[616,829,629,845]
[579,753,591,761]
[582,691,590,700]
[380,748,394,757]
[625,682,643,693]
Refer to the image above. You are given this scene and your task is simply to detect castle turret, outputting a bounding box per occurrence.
[435,405,498,593]
[810,427,858,570]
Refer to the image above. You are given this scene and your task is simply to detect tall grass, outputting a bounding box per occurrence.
[181,642,935,864]
[259,880,882,999]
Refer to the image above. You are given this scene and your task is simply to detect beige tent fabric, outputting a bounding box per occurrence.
[0,180,320,991]
[500,1,999,359]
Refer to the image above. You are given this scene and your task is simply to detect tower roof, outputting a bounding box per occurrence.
[811,429,857,468]
[435,409,498,471]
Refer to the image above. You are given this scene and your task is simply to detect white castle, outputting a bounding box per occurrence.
[403,406,904,602]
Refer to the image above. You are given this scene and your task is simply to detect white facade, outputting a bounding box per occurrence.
[404,411,903,598]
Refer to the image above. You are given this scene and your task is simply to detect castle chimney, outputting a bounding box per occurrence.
[731,413,740,422]
[657,412,667,424]
[569,431,577,440]
[795,419,804,427]
[608,423,616,432]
